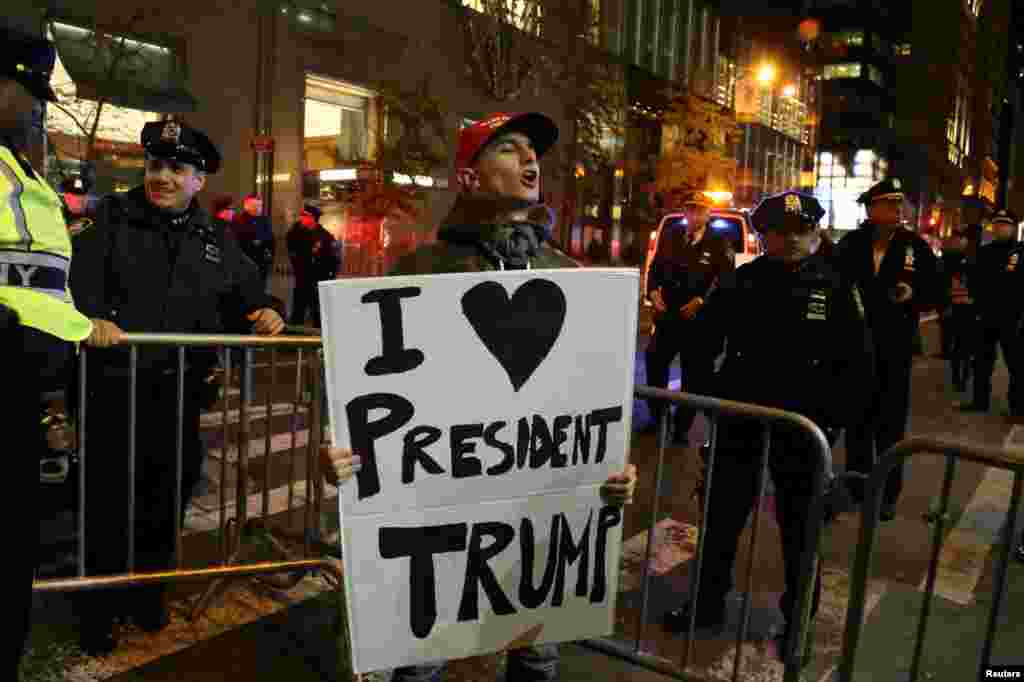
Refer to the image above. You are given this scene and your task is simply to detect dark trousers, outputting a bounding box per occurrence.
[949,306,977,390]
[938,311,952,356]
[290,277,320,327]
[693,433,823,625]
[77,371,205,625]
[845,342,913,507]
[644,316,716,438]
[5,321,69,679]
[973,319,1024,414]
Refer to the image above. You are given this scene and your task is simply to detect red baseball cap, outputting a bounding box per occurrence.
[455,112,559,172]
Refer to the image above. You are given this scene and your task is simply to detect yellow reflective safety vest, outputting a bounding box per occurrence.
[0,143,92,341]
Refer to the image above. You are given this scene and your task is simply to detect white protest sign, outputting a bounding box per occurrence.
[319,268,638,673]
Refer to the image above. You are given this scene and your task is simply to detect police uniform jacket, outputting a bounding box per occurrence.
[701,254,875,450]
[970,240,1024,321]
[648,232,734,319]
[835,222,941,345]
[69,186,278,374]
[940,251,975,309]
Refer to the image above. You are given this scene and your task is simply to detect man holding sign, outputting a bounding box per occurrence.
[320,112,637,681]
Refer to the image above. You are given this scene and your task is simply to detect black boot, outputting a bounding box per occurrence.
[131,586,170,633]
[78,616,117,657]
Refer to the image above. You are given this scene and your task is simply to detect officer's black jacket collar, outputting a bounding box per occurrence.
[118,186,210,232]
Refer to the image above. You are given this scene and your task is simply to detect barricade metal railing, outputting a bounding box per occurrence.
[33,331,337,622]
[582,385,834,682]
[838,436,1024,682]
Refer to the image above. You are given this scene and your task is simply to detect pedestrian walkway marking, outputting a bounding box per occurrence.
[917,425,1023,605]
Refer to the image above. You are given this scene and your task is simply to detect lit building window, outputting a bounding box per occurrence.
[895,43,912,57]
[867,64,884,87]
[304,77,379,166]
[715,57,737,109]
[815,149,887,231]
[462,0,543,37]
[823,63,862,80]
[946,74,971,168]
[966,0,983,17]
[841,31,864,46]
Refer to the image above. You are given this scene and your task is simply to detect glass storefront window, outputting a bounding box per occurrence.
[45,44,160,194]
[823,63,862,80]
[461,0,543,36]
[304,75,378,170]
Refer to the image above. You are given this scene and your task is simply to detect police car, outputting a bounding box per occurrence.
[641,207,763,302]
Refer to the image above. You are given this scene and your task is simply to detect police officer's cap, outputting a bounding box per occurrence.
[991,209,1019,226]
[857,178,905,205]
[141,120,221,174]
[750,191,825,233]
[0,26,58,102]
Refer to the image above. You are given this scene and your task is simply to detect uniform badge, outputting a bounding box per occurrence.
[161,121,181,144]
[785,194,802,214]
[892,179,901,189]
[806,289,828,321]
[203,242,222,264]
[904,245,915,271]
[1009,252,1020,273]
[700,251,711,266]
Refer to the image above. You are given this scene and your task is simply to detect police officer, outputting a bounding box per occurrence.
[834,178,940,521]
[0,26,94,678]
[661,192,874,664]
[961,210,1024,416]
[286,204,337,327]
[69,119,285,654]
[645,192,734,444]
[941,225,980,393]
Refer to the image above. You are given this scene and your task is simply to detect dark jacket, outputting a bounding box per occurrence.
[648,231,734,317]
[834,222,941,347]
[231,213,276,279]
[701,254,875,449]
[287,222,338,282]
[69,187,278,374]
[389,195,578,275]
[939,250,975,310]
[970,239,1024,321]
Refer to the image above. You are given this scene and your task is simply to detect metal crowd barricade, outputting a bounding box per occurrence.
[838,436,1024,682]
[33,331,341,622]
[582,385,834,682]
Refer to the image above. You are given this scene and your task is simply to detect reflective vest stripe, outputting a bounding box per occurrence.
[0,157,31,248]
[0,249,69,269]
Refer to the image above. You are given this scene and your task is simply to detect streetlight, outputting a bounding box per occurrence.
[758,64,776,85]
[782,84,797,98]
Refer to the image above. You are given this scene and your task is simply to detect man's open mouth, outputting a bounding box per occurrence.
[521,169,538,187]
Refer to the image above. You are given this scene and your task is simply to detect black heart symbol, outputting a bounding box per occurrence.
[461,279,567,392]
